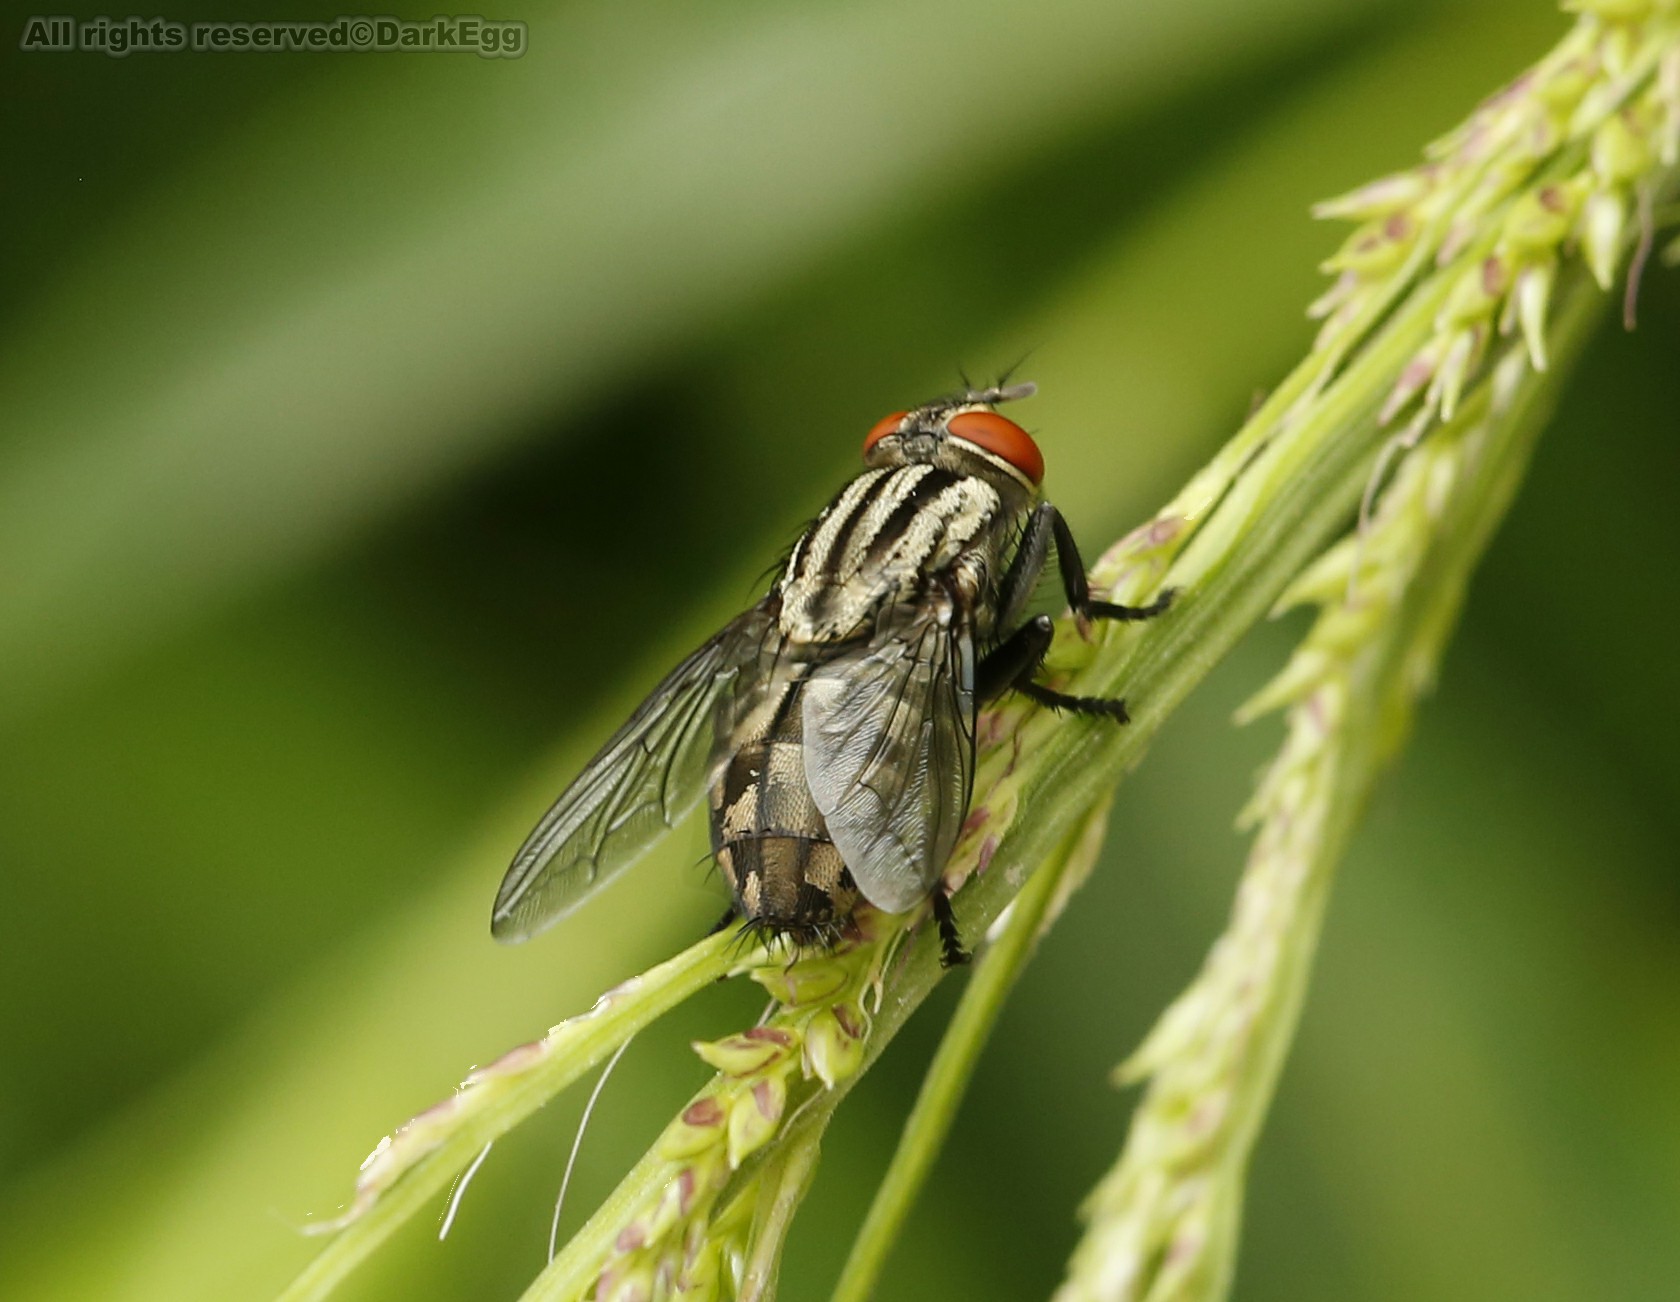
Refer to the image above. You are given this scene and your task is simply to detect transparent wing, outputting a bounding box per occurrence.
[800,606,975,914]
[491,604,773,943]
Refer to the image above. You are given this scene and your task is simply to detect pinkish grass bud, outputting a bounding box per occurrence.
[752,957,851,1007]
[803,1004,868,1088]
[658,1097,728,1160]
[1321,215,1416,277]
[596,1261,654,1302]
[726,1075,787,1168]
[1592,111,1654,186]
[679,1241,723,1302]
[1581,188,1628,289]
[693,1027,797,1077]
[1436,255,1508,329]
[1380,335,1448,425]
[1538,57,1594,114]
[1501,182,1579,250]
[1429,325,1485,422]
[634,1169,692,1246]
[1311,170,1429,220]
[1514,258,1558,370]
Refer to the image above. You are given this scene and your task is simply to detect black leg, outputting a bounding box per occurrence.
[930,886,970,968]
[1084,589,1175,622]
[996,503,1056,630]
[706,904,739,937]
[982,503,1170,724]
[1013,679,1130,722]
[977,615,1132,720]
[1048,506,1176,622]
[976,615,1055,703]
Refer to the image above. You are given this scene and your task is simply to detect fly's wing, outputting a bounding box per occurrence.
[491,604,773,943]
[800,606,975,914]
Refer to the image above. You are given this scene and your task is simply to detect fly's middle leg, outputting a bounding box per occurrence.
[977,615,1131,721]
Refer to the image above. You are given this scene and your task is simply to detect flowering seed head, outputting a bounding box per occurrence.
[1380,336,1449,426]
[1437,256,1507,328]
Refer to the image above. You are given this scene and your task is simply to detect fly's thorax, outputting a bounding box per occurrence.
[709,676,859,934]
[776,463,1025,644]
[869,430,1044,505]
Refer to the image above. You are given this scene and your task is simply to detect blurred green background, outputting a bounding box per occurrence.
[2,1,1676,1299]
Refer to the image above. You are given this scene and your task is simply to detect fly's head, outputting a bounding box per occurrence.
[862,381,1044,502]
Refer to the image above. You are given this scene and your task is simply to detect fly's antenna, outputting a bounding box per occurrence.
[548,1035,635,1262]
[973,379,1037,406]
[995,348,1040,391]
[437,1141,495,1240]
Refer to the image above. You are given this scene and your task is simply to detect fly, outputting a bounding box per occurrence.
[491,383,1173,966]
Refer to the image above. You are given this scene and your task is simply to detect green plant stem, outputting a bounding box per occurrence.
[739,1128,825,1302]
[1059,271,1609,1302]
[278,931,756,1302]
[307,330,1403,1300]
[286,231,1523,1302]
[830,799,1114,1302]
[285,37,1680,1283]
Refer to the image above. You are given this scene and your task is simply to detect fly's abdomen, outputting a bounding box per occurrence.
[710,688,859,938]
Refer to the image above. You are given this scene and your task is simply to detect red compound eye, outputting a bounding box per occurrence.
[945,410,1044,484]
[862,411,908,458]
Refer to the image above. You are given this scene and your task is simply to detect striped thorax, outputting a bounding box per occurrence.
[777,465,1016,644]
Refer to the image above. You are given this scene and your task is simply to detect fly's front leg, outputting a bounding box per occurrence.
[1047,505,1175,623]
[976,615,1131,721]
[995,501,1056,630]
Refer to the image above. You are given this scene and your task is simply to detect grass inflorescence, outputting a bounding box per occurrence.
[1058,3,1679,1299]
[284,4,1678,1300]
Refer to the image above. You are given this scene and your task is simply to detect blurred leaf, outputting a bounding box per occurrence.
[0,6,1579,1301]
[0,0,1396,720]
[5,2,1676,1302]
